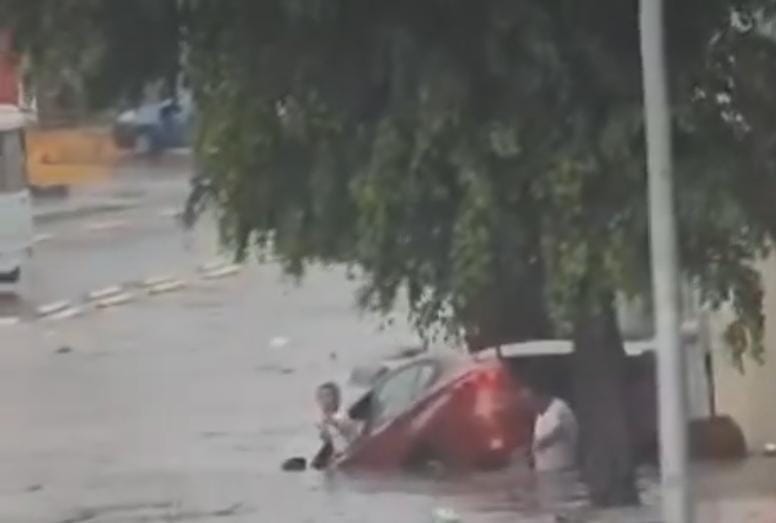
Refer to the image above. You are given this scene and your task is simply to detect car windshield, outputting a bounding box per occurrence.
[369,362,438,430]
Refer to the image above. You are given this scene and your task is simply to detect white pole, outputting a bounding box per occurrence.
[639,1,693,522]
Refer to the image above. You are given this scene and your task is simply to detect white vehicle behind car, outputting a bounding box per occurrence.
[0,104,33,293]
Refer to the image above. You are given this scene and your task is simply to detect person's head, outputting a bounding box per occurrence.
[519,381,553,415]
[316,381,341,415]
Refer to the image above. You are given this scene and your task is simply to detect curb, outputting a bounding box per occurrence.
[147,279,187,295]
[45,306,84,321]
[85,286,125,301]
[139,275,177,288]
[198,259,229,273]
[83,219,130,232]
[202,264,241,280]
[10,255,248,329]
[33,233,55,244]
[0,316,20,327]
[159,208,182,219]
[94,292,134,309]
[269,336,290,349]
[33,199,140,224]
[36,300,72,317]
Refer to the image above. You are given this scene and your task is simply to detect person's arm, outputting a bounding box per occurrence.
[329,415,361,444]
[532,403,570,452]
[533,423,565,452]
[317,421,333,443]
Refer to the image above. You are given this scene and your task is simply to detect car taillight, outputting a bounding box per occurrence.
[455,368,502,390]
[488,436,505,450]
[469,369,504,420]
[474,368,500,387]
[455,369,502,393]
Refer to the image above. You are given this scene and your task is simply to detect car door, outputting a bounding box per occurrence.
[342,362,439,468]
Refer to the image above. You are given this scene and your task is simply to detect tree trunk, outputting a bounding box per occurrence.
[572,293,639,507]
[464,264,553,351]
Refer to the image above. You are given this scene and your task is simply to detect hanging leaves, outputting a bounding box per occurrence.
[7,0,776,364]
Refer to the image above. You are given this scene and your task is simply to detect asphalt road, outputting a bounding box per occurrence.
[0,163,773,522]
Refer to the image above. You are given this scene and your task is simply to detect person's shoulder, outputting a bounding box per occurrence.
[550,398,574,416]
[332,411,357,427]
[551,398,578,426]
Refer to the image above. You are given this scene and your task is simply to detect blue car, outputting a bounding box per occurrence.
[112,94,194,154]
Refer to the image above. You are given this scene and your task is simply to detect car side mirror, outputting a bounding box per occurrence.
[348,393,373,421]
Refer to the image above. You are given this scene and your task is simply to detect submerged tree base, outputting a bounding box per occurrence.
[572,293,639,507]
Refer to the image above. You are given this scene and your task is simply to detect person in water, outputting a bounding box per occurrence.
[311,381,360,469]
[521,382,579,472]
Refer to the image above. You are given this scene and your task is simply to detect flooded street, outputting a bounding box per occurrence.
[0,165,774,522]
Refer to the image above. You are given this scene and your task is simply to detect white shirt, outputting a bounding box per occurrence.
[319,412,360,454]
[533,398,578,472]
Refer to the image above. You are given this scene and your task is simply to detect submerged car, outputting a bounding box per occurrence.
[325,343,657,472]
[335,352,534,471]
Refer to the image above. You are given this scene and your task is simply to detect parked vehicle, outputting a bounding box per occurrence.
[0,104,33,291]
[112,94,194,154]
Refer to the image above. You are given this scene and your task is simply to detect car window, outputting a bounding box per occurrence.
[369,362,439,430]
[416,364,437,392]
[0,131,26,193]
[370,366,419,429]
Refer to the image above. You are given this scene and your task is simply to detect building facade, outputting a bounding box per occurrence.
[710,259,776,451]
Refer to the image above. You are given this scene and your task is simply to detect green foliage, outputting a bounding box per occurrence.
[7,0,776,364]
[0,0,180,108]
[180,0,776,362]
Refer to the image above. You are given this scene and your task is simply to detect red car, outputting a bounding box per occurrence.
[335,353,534,471]
[331,345,657,472]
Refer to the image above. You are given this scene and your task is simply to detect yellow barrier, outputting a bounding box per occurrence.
[26,127,123,187]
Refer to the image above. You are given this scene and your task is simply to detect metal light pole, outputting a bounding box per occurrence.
[639,1,694,522]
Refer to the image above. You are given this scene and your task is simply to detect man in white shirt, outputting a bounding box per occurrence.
[312,381,361,469]
[521,384,579,472]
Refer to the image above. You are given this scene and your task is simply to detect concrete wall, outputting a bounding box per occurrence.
[711,258,776,452]
[617,290,712,420]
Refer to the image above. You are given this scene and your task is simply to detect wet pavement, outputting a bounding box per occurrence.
[1,163,775,522]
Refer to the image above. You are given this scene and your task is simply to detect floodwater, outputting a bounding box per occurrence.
[0,164,773,522]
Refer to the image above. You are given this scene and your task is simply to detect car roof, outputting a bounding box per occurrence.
[476,339,653,358]
[348,346,471,388]
[381,349,475,383]
[468,320,700,358]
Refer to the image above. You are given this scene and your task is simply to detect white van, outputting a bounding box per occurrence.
[0,104,32,290]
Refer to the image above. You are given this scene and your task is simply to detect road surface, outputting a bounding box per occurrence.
[0,162,773,522]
